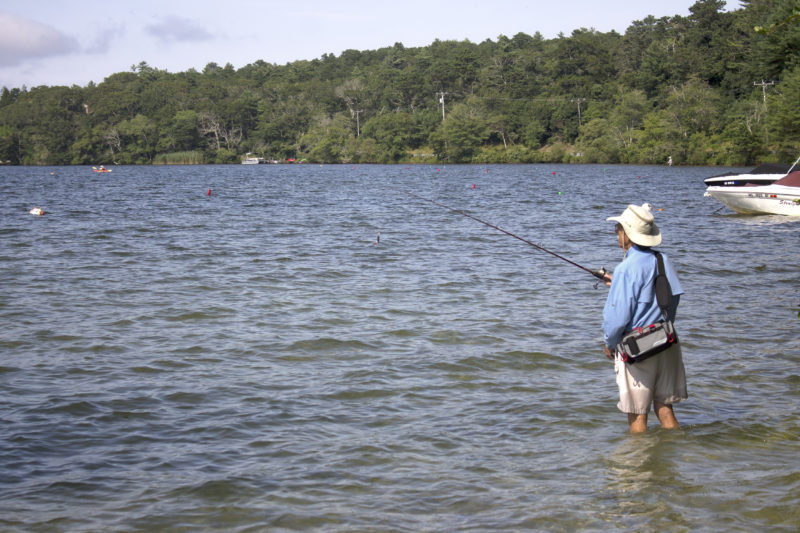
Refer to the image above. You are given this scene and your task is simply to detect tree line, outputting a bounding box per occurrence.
[1,0,798,166]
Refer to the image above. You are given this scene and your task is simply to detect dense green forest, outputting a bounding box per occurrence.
[1,0,798,166]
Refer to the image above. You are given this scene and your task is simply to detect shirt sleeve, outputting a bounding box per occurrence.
[602,267,636,348]
[663,254,683,296]
[667,294,680,322]
[662,253,682,321]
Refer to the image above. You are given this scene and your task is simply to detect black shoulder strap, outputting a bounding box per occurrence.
[654,252,671,312]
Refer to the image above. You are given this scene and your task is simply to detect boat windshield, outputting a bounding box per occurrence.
[773,171,800,187]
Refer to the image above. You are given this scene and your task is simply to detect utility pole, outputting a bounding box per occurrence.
[438,92,447,120]
[753,80,776,105]
[354,109,363,137]
[572,98,586,126]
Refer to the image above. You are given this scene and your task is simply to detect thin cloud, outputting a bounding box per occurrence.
[145,16,215,43]
[85,24,124,55]
[0,11,80,66]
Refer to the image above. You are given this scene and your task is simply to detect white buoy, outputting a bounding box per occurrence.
[29,207,45,216]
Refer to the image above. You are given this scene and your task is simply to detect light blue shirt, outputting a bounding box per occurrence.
[602,245,683,348]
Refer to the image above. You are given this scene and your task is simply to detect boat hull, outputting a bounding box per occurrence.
[705,185,800,215]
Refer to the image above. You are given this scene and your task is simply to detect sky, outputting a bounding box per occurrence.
[1,0,743,89]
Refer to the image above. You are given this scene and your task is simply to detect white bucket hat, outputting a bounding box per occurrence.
[607,204,661,247]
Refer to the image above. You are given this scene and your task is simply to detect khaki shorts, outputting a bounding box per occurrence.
[614,342,688,414]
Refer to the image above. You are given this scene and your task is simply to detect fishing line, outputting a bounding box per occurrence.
[392,188,608,282]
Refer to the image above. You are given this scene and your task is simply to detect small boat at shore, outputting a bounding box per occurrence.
[703,163,791,187]
[704,171,800,215]
[242,153,279,164]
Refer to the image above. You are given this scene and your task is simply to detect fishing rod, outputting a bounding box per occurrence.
[395,188,609,282]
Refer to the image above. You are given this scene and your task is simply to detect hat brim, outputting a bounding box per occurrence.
[607,216,662,246]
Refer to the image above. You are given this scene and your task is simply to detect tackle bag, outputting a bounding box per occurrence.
[617,319,677,364]
[616,252,678,365]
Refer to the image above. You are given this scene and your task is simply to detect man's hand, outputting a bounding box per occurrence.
[603,345,614,360]
[593,268,613,287]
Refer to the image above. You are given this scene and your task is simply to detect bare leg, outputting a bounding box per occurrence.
[627,413,648,433]
[654,402,679,429]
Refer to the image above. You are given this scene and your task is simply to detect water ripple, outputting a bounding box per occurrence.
[0,164,798,531]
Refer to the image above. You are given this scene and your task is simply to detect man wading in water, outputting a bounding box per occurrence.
[601,204,688,433]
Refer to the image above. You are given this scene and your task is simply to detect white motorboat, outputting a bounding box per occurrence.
[703,163,791,187]
[242,156,265,164]
[704,171,800,215]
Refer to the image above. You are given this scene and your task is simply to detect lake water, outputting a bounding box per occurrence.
[1,164,798,532]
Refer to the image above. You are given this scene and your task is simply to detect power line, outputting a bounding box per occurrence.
[441,91,593,104]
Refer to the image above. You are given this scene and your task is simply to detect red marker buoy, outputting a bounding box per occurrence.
[207,189,211,196]
[553,171,556,176]
[472,184,476,189]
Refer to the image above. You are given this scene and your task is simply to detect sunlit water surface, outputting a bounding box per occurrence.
[1,164,798,531]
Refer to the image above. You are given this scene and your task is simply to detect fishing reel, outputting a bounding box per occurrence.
[592,267,611,289]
